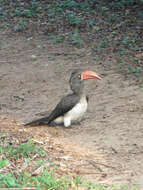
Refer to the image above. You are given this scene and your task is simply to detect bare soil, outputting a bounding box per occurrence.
[0,35,143,187]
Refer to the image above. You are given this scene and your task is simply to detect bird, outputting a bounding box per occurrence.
[24,69,101,127]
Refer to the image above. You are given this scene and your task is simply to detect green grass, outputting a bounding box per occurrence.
[0,171,140,189]
[1,140,46,159]
[0,139,141,189]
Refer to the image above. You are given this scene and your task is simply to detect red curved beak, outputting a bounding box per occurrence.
[81,70,101,80]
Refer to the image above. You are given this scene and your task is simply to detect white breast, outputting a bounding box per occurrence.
[65,95,87,120]
[64,95,88,127]
[54,95,88,127]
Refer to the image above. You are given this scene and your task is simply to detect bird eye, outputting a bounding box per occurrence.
[78,74,81,79]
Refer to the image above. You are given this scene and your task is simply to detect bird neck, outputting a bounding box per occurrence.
[72,88,84,96]
[70,81,84,96]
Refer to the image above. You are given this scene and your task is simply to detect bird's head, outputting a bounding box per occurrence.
[69,69,101,94]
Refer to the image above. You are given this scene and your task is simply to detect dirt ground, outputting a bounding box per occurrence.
[0,35,143,187]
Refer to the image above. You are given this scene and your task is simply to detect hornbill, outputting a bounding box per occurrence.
[24,69,101,127]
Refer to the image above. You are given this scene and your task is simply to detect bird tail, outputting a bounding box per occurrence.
[24,117,49,126]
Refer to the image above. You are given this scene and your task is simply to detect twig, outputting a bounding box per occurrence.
[78,171,107,176]
[87,160,118,170]
[87,160,103,172]
[111,147,118,154]
[32,165,44,176]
